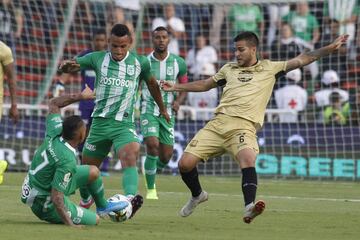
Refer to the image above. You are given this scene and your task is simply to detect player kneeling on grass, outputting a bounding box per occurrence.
[163,32,348,223]
[20,86,128,228]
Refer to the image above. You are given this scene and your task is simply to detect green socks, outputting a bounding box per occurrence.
[88,176,108,208]
[122,167,138,195]
[145,155,158,189]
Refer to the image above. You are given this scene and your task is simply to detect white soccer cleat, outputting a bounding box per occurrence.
[179,191,208,217]
[243,200,266,224]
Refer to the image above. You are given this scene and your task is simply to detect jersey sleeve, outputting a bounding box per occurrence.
[51,158,75,194]
[269,61,287,75]
[45,114,63,138]
[310,15,319,30]
[177,57,188,83]
[75,52,96,69]
[0,43,14,66]
[212,64,228,83]
[139,55,153,82]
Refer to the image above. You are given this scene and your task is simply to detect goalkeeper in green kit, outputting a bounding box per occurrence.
[59,24,170,217]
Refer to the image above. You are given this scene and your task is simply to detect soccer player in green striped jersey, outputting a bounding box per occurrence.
[141,26,188,200]
[21,86,128,227]
[59,24,169,217]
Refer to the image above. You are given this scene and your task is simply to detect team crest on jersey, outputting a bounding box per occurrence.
[238,71,253,82]
[166,66,174,76]
[127,65,135,75]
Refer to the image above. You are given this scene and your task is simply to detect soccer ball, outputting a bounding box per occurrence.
[107,194,132,222]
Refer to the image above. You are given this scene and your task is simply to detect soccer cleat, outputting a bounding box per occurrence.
[96,200,129,218]
[79,197,95,209]
[129,194,144,219]
[179,191,208,217]
[146,188,158,200]
[0,160,8,185]
[243,200,266,224]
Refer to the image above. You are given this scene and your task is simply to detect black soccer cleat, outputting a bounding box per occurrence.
[129,194,143,219]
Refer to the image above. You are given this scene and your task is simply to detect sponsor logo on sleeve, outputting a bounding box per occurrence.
[85,142,96,151]
[60,172,72,189]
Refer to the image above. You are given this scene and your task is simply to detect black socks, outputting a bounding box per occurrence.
[242,167,258,206]
[180,167,202,197]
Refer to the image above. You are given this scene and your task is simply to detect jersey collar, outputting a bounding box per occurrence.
[230,60,262,71]
[110,51,129,63]
[59,137,77,156]
[150,51,170,62]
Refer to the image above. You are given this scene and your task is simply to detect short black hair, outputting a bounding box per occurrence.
[62,116,84,141]
[152,26,169,35]
[111,24,131,38]
[233,31,259,48]
[93,28,107,37]
[330,91,341,103]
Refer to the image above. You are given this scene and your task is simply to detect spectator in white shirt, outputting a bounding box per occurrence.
[187,63,218,121]
[186,34,218,78]
[114,0,140,25]
[152,4,185,55]
[275,69,308,122]
[314,70,349,107]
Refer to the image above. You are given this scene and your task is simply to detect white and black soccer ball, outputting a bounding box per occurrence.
[107,194,132,222]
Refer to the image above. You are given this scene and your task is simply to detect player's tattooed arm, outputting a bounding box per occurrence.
[162,77,217,92]
[147,77,171,122]
[286,34,349,72]
[48,84,95,114]
[51,188,77,227]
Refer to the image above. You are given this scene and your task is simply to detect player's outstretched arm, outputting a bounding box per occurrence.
[51,188,82,228]
[146,77,170,122]
[286,34,349,72]
[48,84,95,114]
[58,60,81,73]
[162,77,217,92]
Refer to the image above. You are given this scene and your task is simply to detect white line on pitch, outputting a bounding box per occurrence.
[3,185,360,203]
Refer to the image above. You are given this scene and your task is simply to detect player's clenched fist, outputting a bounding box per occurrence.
[160,80,175,92]
[59,60,80,73]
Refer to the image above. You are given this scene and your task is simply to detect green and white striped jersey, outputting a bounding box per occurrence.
[141,51,187,116]
[76,51,152,122]
[21,114,78,205]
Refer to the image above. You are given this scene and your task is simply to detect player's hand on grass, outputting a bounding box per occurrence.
[331,34,349,50]
[172,101,180,113]
[59,60,80,73]
[69,223,84,229]
[9,104,19,124]
[161,80,176,92]
[161,110,171,123]
[81,84,95,100]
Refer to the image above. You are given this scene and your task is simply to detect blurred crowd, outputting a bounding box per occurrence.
[1,0,360,125]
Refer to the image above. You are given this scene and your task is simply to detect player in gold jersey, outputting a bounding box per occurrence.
[162,31,348,223]
[0,41,19,184]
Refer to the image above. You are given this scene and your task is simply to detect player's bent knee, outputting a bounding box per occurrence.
[88,165,100,182]
[236,148,257,168]
[178,153,200,172]
[146,140,159,151]
[95,215,100,225]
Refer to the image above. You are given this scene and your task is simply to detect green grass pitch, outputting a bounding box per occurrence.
[1,172,360,240]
